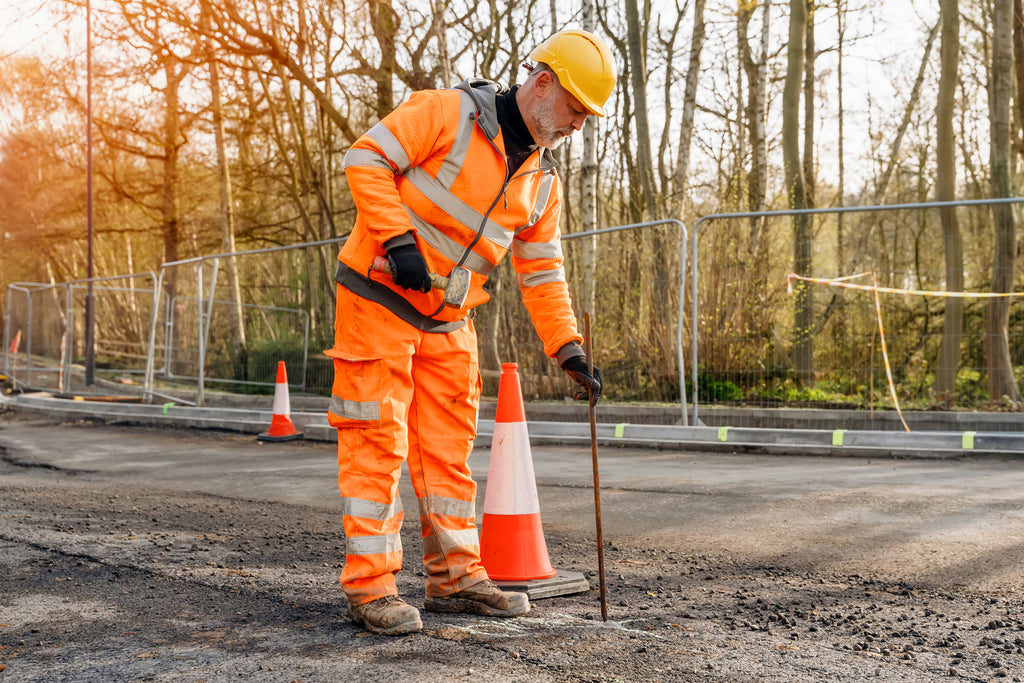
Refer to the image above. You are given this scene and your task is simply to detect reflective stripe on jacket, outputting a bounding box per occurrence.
[339,79,582,357]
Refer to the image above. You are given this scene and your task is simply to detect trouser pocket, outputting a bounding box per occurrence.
[325,349,384,429]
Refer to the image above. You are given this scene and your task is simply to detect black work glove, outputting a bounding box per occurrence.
[386,243,432,293]
[561,356,603,406]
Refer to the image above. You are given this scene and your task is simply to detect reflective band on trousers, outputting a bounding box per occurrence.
[418,494,475,520]
[340,495,403,522]
[330,394,380,422]
[422,527,480,556]
[346,533,402,556]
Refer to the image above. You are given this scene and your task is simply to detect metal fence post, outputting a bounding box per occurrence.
[564,219,690,425]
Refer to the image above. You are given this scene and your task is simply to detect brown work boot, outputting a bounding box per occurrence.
[347,595,423,636]
[424,579,530,617]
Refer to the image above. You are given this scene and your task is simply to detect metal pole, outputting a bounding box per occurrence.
[563,219,689,425]
[64,285,74,392]
[25,290,32,388]
[584,312,608,622]
[196,265,205,407]
[84,0,96,386]
[3,285,11,376]
[197,258,221,408]
[143,271,163,402]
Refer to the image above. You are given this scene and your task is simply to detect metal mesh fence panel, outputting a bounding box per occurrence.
[473,221,687,410]
[148,241,340,405]
[9,202,1024,432]
[690,202,1024,430]
[4,275,159,395]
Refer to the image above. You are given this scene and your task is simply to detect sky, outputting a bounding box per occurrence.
[0,1,69,59]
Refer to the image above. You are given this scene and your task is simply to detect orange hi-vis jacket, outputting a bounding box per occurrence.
[338,78,583,358]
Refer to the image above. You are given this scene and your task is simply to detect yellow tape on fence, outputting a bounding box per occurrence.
[785,270,918,432]
[787,273,1024,298]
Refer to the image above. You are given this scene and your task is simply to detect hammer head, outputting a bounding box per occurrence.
[443,265,471,309]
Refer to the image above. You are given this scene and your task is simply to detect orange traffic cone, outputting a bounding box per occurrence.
[479,363,588,599]
[257,361,302,442]
[8,329,21,354]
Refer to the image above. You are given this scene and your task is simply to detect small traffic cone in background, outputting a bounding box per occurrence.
[257,360,302,442]
[8,329,21,354]
[479,362,589,599]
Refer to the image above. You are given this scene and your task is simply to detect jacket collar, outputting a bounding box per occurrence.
[454,78,557,172]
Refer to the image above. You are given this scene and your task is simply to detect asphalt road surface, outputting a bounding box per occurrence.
[2,411,1024,682]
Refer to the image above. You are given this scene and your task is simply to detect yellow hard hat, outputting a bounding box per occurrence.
[529,29,617,117]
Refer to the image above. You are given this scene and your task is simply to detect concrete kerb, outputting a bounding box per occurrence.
[1,392,328,439]
[3,392,1022,458]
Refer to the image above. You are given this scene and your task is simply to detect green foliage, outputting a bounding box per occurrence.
[689,370,743,402]
[955,368,986,402]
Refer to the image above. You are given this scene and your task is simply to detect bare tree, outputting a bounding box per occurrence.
[802,1,816,207]
[670,0,705,219]
[200,1,246,378]
[934,0,962,400]
[624,0,658,219]
[783,0,813,381]
[737,0,770,248]
[986,0,1021,404]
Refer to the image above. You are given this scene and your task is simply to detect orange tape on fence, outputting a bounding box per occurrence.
[786,272,1024,298]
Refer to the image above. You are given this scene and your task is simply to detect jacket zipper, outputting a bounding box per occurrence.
[426,115,551,317]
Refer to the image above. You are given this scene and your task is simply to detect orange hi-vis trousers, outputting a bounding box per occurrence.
[326,285,488,606]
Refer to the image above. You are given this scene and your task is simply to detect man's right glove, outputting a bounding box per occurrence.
[386,244,432,293]
[561,356,603,406]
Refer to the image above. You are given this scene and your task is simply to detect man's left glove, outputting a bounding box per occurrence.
[561,356,603,406]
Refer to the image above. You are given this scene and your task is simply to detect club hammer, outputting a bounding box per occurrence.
[371,256,470,309]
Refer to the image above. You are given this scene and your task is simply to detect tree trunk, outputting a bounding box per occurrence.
[737,0,769,249]
[783,0,813,382]
[836,0,845,271]
[624,0,657,219]
[835,0,847,362]
[581,0,598,315]
[671,0,705,219]
[986,0,1021,404]
[1015,0,1024,160]
[430,0,451,87]
[161,53,183,304]
[802,1,815,208]
[369,0,396,119]
[935,0,963,400]
[202,3,247,381]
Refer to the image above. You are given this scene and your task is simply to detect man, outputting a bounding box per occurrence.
[328,29,616,636]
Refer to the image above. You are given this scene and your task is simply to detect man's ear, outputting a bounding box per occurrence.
[533,70,555,97]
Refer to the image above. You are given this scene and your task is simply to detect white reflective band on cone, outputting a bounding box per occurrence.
[483,421,541,515]
[271,378,291,417]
